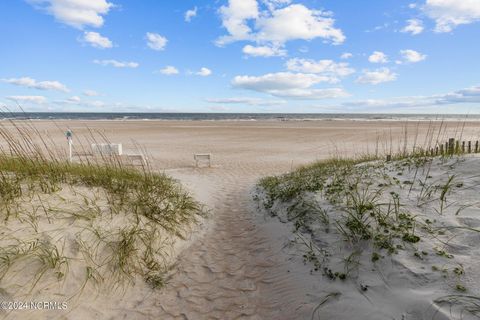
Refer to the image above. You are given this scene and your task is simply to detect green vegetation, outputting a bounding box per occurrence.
[256,147,478,293]
[0,121,203,295]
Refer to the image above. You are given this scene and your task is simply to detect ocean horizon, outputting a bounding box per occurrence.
[1,112,480,121]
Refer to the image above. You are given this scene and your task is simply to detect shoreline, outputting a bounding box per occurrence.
[1,119,480,318]
[2,113,480,123]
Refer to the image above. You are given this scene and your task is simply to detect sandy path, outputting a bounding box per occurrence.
[158,163,321,319]
[3,119,479,319]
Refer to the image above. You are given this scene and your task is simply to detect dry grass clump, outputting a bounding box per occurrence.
[0,120,203,298]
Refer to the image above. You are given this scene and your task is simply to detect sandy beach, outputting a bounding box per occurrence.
[4,0,480,318]
[1,119,480,319]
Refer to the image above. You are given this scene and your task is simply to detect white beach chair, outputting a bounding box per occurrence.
[194,153,211,167]
[91,143,123,156]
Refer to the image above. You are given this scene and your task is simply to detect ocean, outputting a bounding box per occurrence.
[1,113,479,121]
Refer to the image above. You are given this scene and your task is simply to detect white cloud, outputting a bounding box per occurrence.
[356,68,397,85]
[436,85,480,104]
[255,4,345,45]
[217,1,345,49]
[209,105,230,111]
[93,59,139,68]
[401,19,424,35]
[146,32,167,51]
[1,77,69,92]
[218,0,259,44]
[335,85,480,111]
[298,46,309,53]
[82,31,112,48]
[6,95,47,104]
[242,45,286,57]
[67,95,81,103]
[232,72,349,99]
[185,7,197,22]
[368,51,389,64]
[196,67,212,76]
[423,0,480,32]
[340,52,353,59]
[159,66,179,75]
[262,0,292,11]
[399,49,427,63]
[27,0,113,29]
[206,97,287,106]
[285,58,355,82]
[83,90,100,96]
[58,95,106,108]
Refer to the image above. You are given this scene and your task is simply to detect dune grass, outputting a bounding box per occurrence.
[256,122,480,311]
[255,123,480,319]
[0,120,203,296]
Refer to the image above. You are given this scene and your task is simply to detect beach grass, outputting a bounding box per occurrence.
[0,120,203,296]
[255,124,480,318]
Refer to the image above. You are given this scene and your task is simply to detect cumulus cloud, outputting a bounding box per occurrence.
[185,7,197,22]
[335,85,480,111]
[368,51,389,64]
[146,32,168,51]
[255,4,345,45]
[339,98,425,110]
[217,1,345,51]
[27,0,113,29]
[209,105,230,111]
[196,67,212,76]
[285,58,355,82]
[261,0,292,11]
[218,0,259,44]
[67,95,81,103]
[423,0,480,32]
[435,85,480,104]
[340,52,353,59]
[53,96,107,108]
[54,96,107,108]
[399,49,427,63]
[93,59,139,68]
[83,90,100,96]
[82,31,112,48]
[159,66,179,75]
[6,95,47,104]
[356,68,397,85]
[206,97,287,106]
[1,77,69,92]
[232,72,349,99]
[58,95,106,108]
[401,19,424,35]
[242,45,286,57]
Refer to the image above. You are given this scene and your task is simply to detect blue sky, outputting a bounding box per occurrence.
[0,0,479,113]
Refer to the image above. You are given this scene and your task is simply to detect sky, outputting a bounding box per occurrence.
[0,0,479,113]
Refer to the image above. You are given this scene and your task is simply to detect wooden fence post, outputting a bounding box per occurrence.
[448,138,455,154]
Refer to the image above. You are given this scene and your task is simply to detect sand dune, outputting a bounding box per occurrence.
[1,119,479,319]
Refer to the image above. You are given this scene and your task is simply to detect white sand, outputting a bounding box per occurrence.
[0,119,479,319]
[256,155,480,320]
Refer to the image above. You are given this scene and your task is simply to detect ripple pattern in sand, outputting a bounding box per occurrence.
[157,167,311,320]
